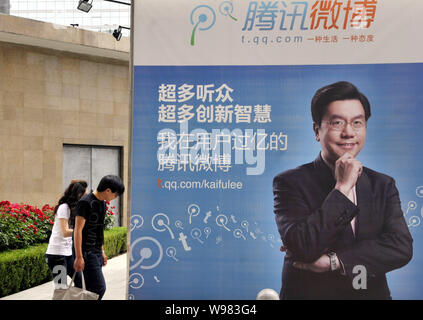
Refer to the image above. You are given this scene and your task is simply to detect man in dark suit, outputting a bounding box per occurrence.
[273,81,413,299]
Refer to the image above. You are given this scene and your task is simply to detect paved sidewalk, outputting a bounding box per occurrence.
[1,253,128,300]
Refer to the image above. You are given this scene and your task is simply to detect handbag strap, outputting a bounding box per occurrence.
[69,271,86,290]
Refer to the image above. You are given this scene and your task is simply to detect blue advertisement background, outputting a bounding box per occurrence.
[130,63,423,299]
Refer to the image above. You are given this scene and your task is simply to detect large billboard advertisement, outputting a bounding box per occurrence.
[129,0,423,299]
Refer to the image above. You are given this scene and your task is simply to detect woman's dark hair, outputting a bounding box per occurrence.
[54,180,88,226]
[311,81,371,126]
[97,175,125,195]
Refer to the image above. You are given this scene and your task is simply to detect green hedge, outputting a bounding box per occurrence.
[0,227,127,298]
[103,227,127,259]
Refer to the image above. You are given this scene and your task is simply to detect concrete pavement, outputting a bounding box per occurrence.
[1,253,128,300]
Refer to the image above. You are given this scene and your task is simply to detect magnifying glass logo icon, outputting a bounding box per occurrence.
[219,1,238,21]
[166,247,179,262]
[129,236,163,271]
[408,216,420,227]
[241,220,249,232]
[216,214,230,231]
[188,204,200,224]
[191,228,204,244]
[152,213,175,239]
[190,5,216,46]
[130,215,144,232]
[204,227,211,239]
[405,201,417,215]
[175,220,184,230]
[129,273,144,289]
[234,228,246,240]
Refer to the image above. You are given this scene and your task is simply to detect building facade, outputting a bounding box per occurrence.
[0,13,131,226]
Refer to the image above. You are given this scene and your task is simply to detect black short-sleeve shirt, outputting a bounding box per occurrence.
[74,192,106,252]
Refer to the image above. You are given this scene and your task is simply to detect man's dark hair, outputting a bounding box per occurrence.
[97,175,125,195]
[311,81,371,126]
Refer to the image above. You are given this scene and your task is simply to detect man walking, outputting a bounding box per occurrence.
[73,175,125,299]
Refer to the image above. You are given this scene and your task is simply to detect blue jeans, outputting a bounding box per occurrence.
[81,250,106,300]
[45,254,81,287]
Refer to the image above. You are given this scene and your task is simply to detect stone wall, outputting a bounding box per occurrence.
[0,14,131,226]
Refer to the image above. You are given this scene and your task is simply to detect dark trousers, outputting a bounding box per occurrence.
[81,250,106,300]
[45,254,81,288]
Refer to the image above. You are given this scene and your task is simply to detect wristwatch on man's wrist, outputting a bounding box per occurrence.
[327,252,338,271]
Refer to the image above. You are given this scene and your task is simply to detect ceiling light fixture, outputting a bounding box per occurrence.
[78,1,130,13]
[77,0,93,13]
[112,25,130,41]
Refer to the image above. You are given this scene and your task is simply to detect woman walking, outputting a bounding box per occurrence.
[45,180,88,287]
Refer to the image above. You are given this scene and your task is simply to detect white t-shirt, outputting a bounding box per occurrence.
[46,203,73,256]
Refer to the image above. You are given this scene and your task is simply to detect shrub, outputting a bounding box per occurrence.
[0,201,54,251]
[0,244,51,297]
[0,227,127,298]
[0,200,118,251]
[103,227,127,259]
[0,199,126,297]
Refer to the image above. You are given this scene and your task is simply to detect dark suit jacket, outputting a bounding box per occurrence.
[273,154,413,300]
